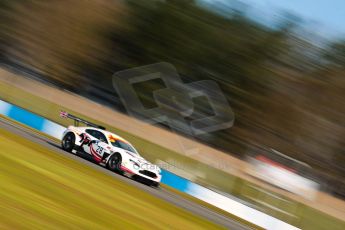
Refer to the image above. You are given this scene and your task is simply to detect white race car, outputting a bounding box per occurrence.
[59,111,161,187]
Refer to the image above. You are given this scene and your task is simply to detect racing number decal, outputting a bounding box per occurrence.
[96,145,104,155]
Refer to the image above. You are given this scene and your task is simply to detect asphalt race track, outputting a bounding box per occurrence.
[0,117,251,230]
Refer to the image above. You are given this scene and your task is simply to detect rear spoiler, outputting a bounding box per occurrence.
[60,111,106,130]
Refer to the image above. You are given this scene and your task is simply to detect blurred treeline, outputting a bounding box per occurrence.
[1,0,344,197]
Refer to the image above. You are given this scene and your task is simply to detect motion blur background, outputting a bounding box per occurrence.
[0,0,344,200]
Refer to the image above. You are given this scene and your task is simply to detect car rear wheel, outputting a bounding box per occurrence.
[62,132,75,152]
[107,153,122,172]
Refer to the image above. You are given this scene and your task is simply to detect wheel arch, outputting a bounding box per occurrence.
[62,131,81,146]
[106,151,122,164]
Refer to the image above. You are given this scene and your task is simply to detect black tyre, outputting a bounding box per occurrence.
[107,153,122,172]
[62,132,75,152]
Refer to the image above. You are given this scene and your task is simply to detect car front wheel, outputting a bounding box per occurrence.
[107,153,122,172]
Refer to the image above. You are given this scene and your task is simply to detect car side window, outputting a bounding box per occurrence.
[85,129,108,144]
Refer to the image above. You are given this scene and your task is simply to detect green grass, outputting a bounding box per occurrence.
[1,79,345,230]
[0,128,224,230]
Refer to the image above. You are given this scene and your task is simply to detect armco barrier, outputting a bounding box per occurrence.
[0,99,300,230]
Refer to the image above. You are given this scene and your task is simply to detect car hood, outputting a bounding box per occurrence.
[124,150,160,172]
[111,146,155,165]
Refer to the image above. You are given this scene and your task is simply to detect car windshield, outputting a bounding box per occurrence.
[111,140,138,154]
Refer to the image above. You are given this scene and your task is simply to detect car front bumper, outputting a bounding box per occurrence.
[120,163,162,183]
